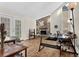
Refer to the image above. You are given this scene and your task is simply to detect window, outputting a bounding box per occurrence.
[1,17,10,36]
[15,20,21,38]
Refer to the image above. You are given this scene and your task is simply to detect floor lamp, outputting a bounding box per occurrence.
[68,2,77,56]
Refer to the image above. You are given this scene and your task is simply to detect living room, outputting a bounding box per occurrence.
[0,1,79,58]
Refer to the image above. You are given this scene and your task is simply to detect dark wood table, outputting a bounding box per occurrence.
[4,39,16,44]
[0,44,28,57]
[0,39,16,44]
[38,35,78,57]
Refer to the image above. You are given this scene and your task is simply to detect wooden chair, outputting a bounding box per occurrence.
[29,29,35,40]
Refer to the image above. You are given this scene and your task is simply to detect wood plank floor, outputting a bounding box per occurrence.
[20,37,74,57]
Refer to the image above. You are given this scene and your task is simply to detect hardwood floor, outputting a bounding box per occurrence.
[20,37,74,57]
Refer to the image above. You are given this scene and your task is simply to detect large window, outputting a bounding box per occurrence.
[1,17,10,36]
[15,20,21,38]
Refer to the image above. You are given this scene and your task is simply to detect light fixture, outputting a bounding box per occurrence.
[68,2,77,56]
[67,18,72,23]
[68,2,77,10]
[68,2,77,34]
[67,20,70,23]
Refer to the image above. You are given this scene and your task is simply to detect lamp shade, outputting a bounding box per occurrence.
[68,2,77,9]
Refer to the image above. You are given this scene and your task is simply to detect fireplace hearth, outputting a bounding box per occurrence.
[40,31,47,35]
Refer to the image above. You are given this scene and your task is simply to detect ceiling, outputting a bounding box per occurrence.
[0,2,64,20]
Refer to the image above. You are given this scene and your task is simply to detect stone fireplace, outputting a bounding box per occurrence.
[36,15,50,35]
[40,28,48,35]
[40,31,46,35]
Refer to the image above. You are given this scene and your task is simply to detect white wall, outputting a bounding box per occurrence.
[50,6,70,34]
[73,3,79,56]
[0,6,36,40]
[21,17,36,40]
[50,8,62,34]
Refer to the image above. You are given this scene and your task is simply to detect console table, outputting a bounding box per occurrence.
[38,35,78,57]
[0,44,28,57]
[0,39,16,44]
